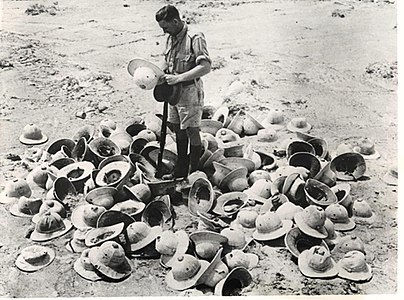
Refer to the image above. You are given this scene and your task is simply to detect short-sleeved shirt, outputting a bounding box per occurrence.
[164,24,211,75]
[164,24,211,129]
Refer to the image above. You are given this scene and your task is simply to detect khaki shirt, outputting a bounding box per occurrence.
[164,24,211,76]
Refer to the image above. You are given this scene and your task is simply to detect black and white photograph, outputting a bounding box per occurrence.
[0,0,399,297]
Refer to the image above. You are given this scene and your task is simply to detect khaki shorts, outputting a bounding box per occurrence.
[168,82,204,130]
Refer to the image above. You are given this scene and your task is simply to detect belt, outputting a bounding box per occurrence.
[181,78,200,86]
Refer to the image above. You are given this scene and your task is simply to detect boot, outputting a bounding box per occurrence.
[189,144,202,174]
[163,139,189,180]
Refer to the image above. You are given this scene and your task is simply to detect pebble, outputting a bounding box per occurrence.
[75,111,86,119]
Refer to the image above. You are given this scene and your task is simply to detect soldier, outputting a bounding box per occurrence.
[155,5,212,179]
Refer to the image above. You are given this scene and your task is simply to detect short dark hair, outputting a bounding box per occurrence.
[155,5,180,22]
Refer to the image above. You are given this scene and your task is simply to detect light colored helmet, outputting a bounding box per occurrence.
[133,67,159,90]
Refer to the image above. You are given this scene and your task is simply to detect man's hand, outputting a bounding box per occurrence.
[163,74,183,85]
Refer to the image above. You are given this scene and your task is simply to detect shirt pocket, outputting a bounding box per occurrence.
[177,54,195,73]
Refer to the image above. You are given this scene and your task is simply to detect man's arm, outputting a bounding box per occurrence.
[163,60,211,85]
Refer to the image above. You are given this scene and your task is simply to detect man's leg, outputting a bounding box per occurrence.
[186,127,202,173]
[173,124,189,177]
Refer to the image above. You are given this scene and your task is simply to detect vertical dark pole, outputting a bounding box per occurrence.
[156,101,168,178]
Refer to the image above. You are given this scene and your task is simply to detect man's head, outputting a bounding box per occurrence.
[155,5,184,36]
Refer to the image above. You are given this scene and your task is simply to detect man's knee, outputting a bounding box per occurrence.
[186,127,201,146]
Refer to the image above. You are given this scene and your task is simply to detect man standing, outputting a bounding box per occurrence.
[155,5,211,179]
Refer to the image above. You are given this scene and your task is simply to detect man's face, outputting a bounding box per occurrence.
[158,19,179,36]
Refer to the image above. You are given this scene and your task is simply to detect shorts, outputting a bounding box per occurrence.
[168,81,204,130]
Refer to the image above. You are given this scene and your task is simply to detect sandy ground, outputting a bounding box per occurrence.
[0,0,398,297]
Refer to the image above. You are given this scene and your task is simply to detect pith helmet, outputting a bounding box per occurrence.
[286,140,315,159]
[200,119,223,136]
[352,137,380,160]
[334,235,366,256]
[219,157,255,174]
[53,176,77,203]
[213,192,248,218]
[314,162,337,187]
[110,199,145,221]
[337,250,372,282]
[165,254,210,291]
[352,199,376,225]
[71,137,88,162]
[308,137,329,159]
[19,123,48,145]
[304,178,338,208]
[58,161,95,193]
[190,231,228,261]
[124,183,152,204]
[212,162,232,187]
[243,143,262,169]
[324,218,341,247]
[88,241,132,280]
[32,200,66,224]
[126,221,162,253]
[96,210,135,230]
[257,128,278,142]
[201,132,219,152]
[330,152,366,181]
[26,164,49,189]
[212,106,230,127]
[236,208,259,229]
[294,205,328,239]
[197,248,229,288]
[203,148,226,171]
[226,111,244,135]
[382,165,398,186]
[243,113,264,136]
[262,109,285,130]
[9,196,42,218]
[285,227,330,259]
[127,58,164,89]
[0,178,32,204]
[72,124,95,143]
[31,211,73,242]
[88,137,121,164]
[282,173,306,206]
[47,138,75,155]
[325,204,356,231]
[275,201,303,221]
[214,267,252,296]
[223,249,259,270]
[288,152,321,178]
[220,227,248,250]
[248,170,272,186]
[109,131,133,155]
[298,245,338,278]
[84,222,125,247]
[188,177,215,216]
[141,195,174,229]
[95,161,132,189]
[85,186,117,209]
[71,204,107,230]
[215,128,240,144]
[73,248,102,281]
[66,228,90,253]
[156,230,190,268]
[253,211,293,241]
[287,117,312,133]
[219,167,249,192]
[15,245,55,272]
[244,179,271,204]
[153,82,181,105]
[331,183,353,217]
